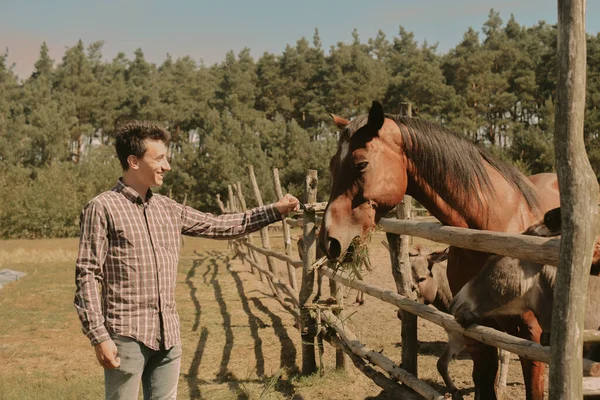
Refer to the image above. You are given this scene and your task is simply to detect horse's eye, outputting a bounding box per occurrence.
[418,277,426,283]
[356,162,368,171]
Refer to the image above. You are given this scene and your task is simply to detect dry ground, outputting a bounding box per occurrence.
[0,230,532,399]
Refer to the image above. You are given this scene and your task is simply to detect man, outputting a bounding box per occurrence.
[74,121,299,400]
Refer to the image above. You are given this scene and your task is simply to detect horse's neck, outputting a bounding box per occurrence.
[406,165,530,232]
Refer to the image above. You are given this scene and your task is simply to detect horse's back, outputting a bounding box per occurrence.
[527,173,561,213]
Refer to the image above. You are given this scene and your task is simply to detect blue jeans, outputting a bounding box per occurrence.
[104,335,182,400]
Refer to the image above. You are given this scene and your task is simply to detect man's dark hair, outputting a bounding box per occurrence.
[114,121,171,170]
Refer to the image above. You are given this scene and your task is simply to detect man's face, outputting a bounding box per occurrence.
[136,139,171,187]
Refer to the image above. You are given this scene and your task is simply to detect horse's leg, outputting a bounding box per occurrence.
[354,269,365,305]
[498,312,544,400]
[518,311,545,400]
[327,274,337,303]
[313,268,323,303]
[354,289,364,305]
[464,336,499,400]
[437,330,465,400]
[496,349,510,400]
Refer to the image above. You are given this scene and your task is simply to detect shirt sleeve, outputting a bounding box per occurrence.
[178,202,282,239]
[74,201,110,346]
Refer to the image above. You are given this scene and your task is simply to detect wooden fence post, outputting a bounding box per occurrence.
[227,185,236,252]
[216,194,226,214]
[272,168,298,291]
[247,165,285,302]
[386,102,418,376]
[232,182,260,278]
[550,1,599,398]
[330,268,347,371]
[227,185,238,213]
[299,169,318,375]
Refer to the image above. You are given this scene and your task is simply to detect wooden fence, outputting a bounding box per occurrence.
[222,161,600,398]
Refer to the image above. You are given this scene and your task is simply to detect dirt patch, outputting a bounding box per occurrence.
[175,232,531,399]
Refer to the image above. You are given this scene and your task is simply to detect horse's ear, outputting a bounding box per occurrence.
[367,101,385,132]
[330,114,350,130]
[429,247,449,264]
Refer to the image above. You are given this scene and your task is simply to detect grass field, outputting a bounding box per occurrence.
[0,231,531,399]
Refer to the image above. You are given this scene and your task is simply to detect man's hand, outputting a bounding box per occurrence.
[275,194,300,215]
[94,339,121,369]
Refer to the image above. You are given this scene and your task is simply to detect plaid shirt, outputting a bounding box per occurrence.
[74,179,281,350]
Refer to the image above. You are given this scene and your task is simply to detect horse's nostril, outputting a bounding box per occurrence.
[328,238,341,259]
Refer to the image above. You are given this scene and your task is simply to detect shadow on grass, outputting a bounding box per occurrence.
[223,253,267,378]
[185,254,208,399]
[184,250,306,399]
[184,251,243,398]
[226,255,299,397]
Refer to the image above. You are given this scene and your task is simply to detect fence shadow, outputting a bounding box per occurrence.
[227,255,299,397]
[223,254,267,378]
[184,251,246,398]
[226,253,301,397]
[185,254,208,399]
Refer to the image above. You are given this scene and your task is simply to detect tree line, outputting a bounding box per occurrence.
[1,10,599,239]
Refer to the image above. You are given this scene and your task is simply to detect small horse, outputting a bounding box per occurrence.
[319,101,562,399]
[451,207,600,366]
[410,245,510,400]
[410,245,452,312]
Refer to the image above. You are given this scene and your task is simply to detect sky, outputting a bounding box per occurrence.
[1,0,599,80]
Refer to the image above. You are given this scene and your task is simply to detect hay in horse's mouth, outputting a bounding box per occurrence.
[331,227,375,279]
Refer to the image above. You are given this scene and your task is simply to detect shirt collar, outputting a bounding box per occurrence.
[115,178,153,205]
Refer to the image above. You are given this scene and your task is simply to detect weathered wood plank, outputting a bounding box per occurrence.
[320,264,600,377]
[386,196,418,376]
[299,170,318,375]
[272,168,298,291]
[241,239,302,268]
[379,219,561,265]
[247,165,285,302]
[583,377,600,396]
[322,333,419,399]
[321,310,445,400]
[550,1,599,398]
[584,330,600,342]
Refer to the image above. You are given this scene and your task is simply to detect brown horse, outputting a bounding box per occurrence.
[319,101,560,400]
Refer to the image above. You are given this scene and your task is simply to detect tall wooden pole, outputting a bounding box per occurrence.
[247,166,276,274]
[386,102,418,376]
[550,1,599,398]
[272,168,298,291]
[299,170,318,374]
[247,165,285,302]
[233,182,259,278]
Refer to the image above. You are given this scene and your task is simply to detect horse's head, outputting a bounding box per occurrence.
[319,101,408,260]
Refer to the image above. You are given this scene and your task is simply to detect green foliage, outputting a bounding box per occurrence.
[0,147,119,238]
[3,12,600,238]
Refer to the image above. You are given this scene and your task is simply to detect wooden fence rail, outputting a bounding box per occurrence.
[321,310,445,400]
[320,264,600,377]
[240,238,302,268]
[379,219,561,265]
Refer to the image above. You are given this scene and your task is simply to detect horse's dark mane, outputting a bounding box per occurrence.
[347,114,540,216]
